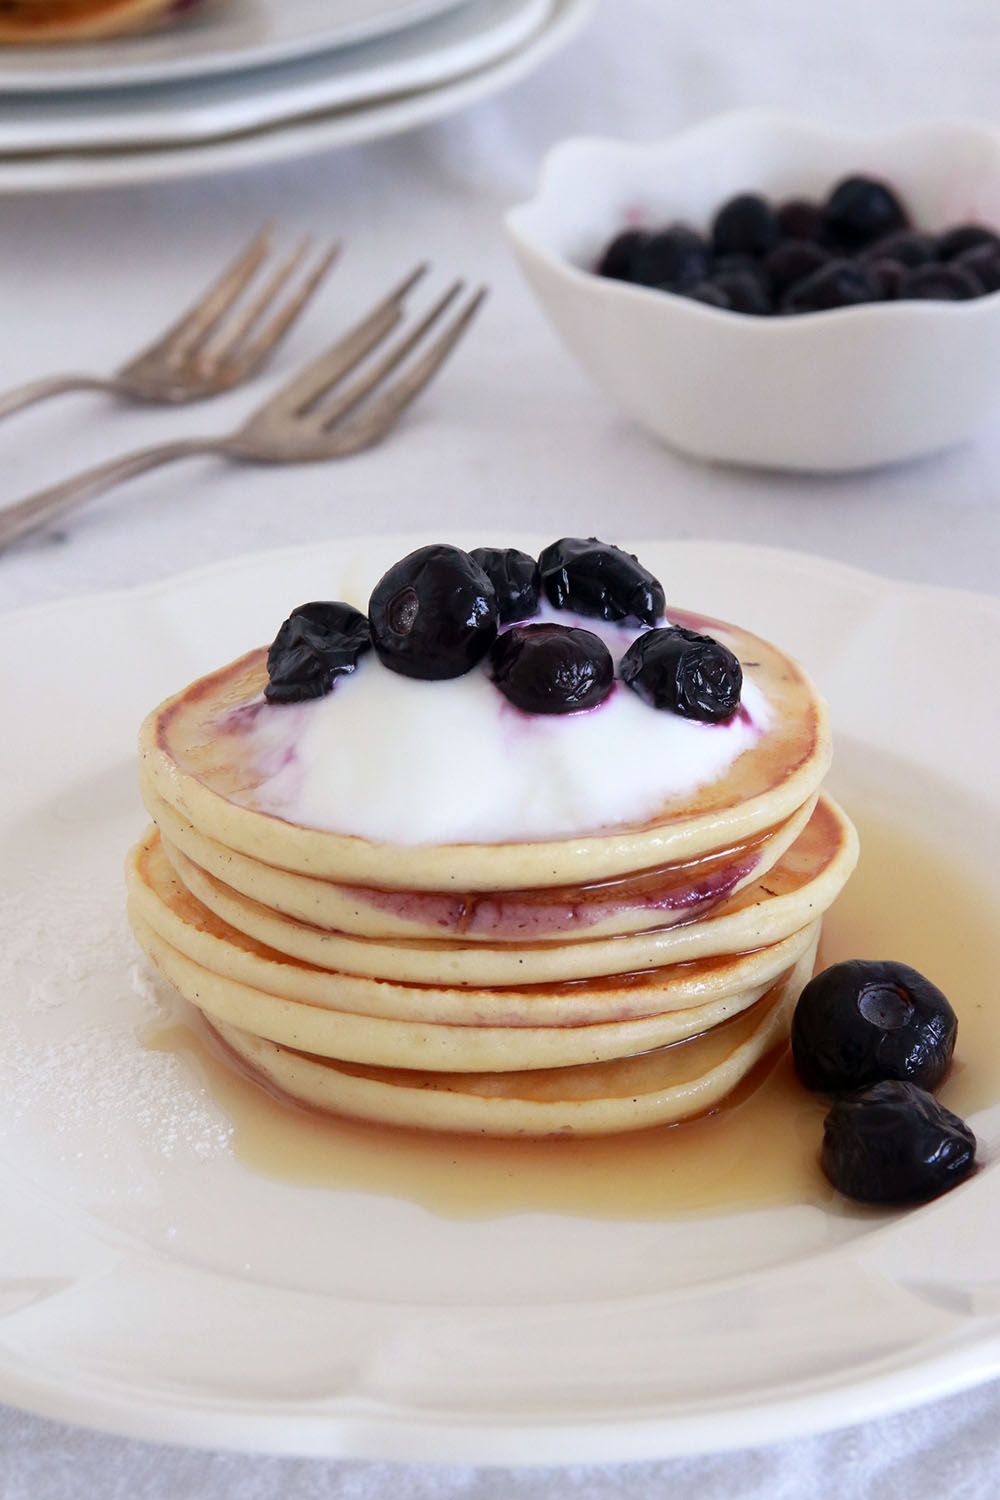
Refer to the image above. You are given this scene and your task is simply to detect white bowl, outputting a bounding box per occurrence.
[506,112,1000,472]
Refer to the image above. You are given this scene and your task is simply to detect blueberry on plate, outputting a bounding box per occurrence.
[265,601,371,704]
[632,227,711,290]
[774,198,828,244]
[781,258,880,313]
[470,547,541,625]
[620,626,742,723]
[711,193,779,258]
[825,175,909,249]
[538,537,665,626]
[596,228,649,282]
[489,623,614,715]
[866,257,906,300]
[685,281,732,309]
[763,240,831,298]
[956,243,1000,293]
[791,959,958,1093]
[899,263,985,300]
[369,544,497,680]
[937,223,1000,261]
[822,1081,976,1205]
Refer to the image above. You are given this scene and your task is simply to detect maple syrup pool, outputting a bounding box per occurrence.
[146,744,1000,1221]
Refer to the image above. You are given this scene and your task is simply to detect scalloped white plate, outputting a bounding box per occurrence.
[0,0,590,193]
[1,534,999,1463]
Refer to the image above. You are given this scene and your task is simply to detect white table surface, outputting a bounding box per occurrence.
[2,0,999,1493]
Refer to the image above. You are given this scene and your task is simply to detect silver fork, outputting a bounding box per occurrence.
[0,267,486,553]
[0,225,339,421]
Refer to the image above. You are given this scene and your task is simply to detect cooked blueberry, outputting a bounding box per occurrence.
[825,176,908,249]
[711,193,778,258]
[596,229,649,283]
[899,263,984,300]
[538,537,665,626]
[863,230,936,269]
[470,547,540,625]
[490,624,613,715]
[937,223,1000,261]
[763,240,831,298]
[866,257,906,299]
[632,227,710,290]
[686,281,732,309]
[822,1082,976,1205]
[265,601,371,704]
[620,626,742,722]
[956,243,1000,293]
[792,959,957,1093]
[713,268,772,315]
[775,198,828,243]
[369,544,497,680]
[781,258,880,312]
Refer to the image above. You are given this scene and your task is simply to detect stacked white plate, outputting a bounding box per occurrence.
[0,0,593,192]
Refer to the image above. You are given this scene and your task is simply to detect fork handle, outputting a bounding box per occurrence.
[0,436,232,552]
[0,373,121,423]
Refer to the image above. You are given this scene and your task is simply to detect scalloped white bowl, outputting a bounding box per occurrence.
[506,112,1000,472]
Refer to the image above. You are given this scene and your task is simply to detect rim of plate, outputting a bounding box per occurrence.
[0,0,473,93]
[0,0,594,194]
[1,534,999,1463]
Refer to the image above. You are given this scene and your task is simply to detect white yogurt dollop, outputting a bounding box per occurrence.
[239,613,770,846]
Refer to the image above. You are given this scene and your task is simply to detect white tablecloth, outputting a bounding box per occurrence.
[2,0,999,1491]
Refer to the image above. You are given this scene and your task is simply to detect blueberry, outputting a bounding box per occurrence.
[775,198,828,244]
[712,269,772,315]
[713,251,767,281]
[781,258,880,313]
[265,601,371,704]
[937,223,1000,261]
[956,243,1000,293]
[822,1082,976,1205]
[538,537,665,626]
[825,176,909,249]
[862,230,937,269]
[899,263,984,300]
[596,229,649,283]
[469,547,540,625]
[865,258,906,299]
[763,240,831,298]
[620,626,742,723]
[489,623,614,715]
[685,281,732,309]
[711,193,778,258]
[791,959,957,1093]
[632,227,710,290]
[369,544,497,681]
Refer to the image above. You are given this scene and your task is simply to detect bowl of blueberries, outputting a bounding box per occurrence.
[506,111,1000,471]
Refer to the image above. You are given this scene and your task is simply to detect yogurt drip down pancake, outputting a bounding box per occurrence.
[128,538,858,1136]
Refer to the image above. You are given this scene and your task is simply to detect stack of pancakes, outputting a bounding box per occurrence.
[127,610,858,1138]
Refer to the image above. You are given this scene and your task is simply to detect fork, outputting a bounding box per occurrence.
[0,267,486,553]
[0,226,338,423]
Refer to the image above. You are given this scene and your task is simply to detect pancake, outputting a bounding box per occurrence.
[143,784,817,944]
[139,607,831,892]
[127,832,820,1027]
[158,795,858,986]
[0,0,191,41]
[209,949,814,1137]
[129,886,820,1071]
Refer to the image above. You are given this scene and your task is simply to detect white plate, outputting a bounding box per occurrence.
[0,0,552,154]
[0,0,469,92]
[0,0,590,193]
[1,534,999,1463]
